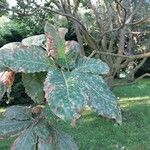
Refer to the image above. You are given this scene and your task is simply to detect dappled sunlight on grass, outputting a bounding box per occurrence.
[113,79,150,98]
[0,108,6,113]
[120,96,150,101]
[55,102,150,150]
[79,116,97,123]
[119,96,150,107]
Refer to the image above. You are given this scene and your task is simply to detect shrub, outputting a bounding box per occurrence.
[0,23,122,149]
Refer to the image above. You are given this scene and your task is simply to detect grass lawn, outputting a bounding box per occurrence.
[0,79,150,150]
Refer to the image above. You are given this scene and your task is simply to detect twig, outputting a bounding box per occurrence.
[88,51,150,59]
[114,0,127,27]
[127,15,150,25]
[73,0,80,15]
[134,73,150,83]
[125,0,144,24]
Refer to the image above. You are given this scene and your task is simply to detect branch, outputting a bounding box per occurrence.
[39,6,85,29]
[43,3,97,51]
[134,58,147,72]
[88,50,150,60]
[111,73,150,87]
[114,0,127,27]
[72,0,85,55]
[127,15,150,25]
[134,73,150,83]
[125,1,144,24]
[131,52,150,60]
[0,3,39,16]
[89,1,102,32]
[102,1,145,36]
[73,0,80,15]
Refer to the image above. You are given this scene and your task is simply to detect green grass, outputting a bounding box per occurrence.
[113,79,150,98]
[0,79,150,150]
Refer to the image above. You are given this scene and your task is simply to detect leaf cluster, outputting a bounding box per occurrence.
[0,23,122,149]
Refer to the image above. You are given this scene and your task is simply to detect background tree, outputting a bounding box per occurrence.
[0,0,150,85]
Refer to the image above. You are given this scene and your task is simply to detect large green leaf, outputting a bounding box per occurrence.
[22,34,46,47]
[10,119,77,150]
[34,121,77,150]
[52,127,78,150]
[0,119,32,138]
[75,57,109,74]
[11,128,37,150]
[74,72,122,124]
[44,68,86,121]
[0,42,22,71]
[45,23,70,69]
[35,123,77,150]
[64,41,80,69]
[45,23,66,60]
[0,45,53,73]
[33,120,53,149]
[22,73,46,104]
[44,68,122,124]
[4,106,32,121]
[0,42,23,50]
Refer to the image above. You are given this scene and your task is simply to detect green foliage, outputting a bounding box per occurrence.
[4,106,32,120]
[0,106,78,149]
[22,73,46,104]
[11,128,38,150]
[0,44,53,73]
[0,16,43,47]
[22,34,46,48]
[44,67,121,123]
[0,119,32,138]
[75,57,109,74]
[45,23,66,59]
[0,23,122,149]
[8,73,33,106]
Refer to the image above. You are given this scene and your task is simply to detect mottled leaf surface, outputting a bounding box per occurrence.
[52,127,78,150]
[0,42,23,50]
[0,45,53,73]
[75,57,109,74]
[74,72,122,124]
[34,121,53,150]
[64,41,80,69]
[0,42,23,71]
[22,34,46,47]
[45,23,70,69]
[45,23,66,60]
[0,119,32,138]
[44,69,86,121]
[44,68,122,123]
[11,128,37,150]
[22,72,46,104]
[37,126,77,150]
[4,106,32,121]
